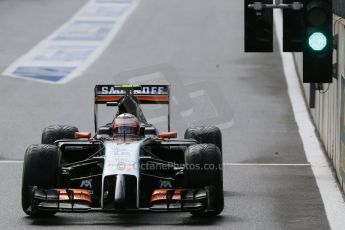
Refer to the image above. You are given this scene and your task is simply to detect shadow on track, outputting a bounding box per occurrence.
[24,213,242,227]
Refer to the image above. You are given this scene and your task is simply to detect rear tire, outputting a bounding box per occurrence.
[184,144,224,216]
[41,125,78,144]
[184,126,222,152]
[22,144,61,216]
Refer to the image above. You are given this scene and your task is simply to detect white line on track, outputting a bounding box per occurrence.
[0,160,23,164]
[224,163,311,166]
[274,9,345,230]
[0,160,311,167]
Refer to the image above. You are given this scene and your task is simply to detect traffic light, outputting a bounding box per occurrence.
[245,0,273,52]
[283,0,304,52]
[303,0,333,83]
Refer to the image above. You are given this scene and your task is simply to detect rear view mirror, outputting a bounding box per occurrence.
[75,132,91,139]
[159,132,177,139]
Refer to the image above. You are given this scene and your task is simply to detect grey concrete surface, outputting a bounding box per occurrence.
[0,0,330,229]
[0,164,329,230]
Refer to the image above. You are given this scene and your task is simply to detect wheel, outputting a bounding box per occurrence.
[22,144,61,216]
[184,126,222,152]
[41,125,78,144]
[184,144,224,216]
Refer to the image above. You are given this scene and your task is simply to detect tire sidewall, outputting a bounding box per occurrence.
[41,125,78,145]
[22,144,61,216]
[184,144,224,216]
[184,126,222,152]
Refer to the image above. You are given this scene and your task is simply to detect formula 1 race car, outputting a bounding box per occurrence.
[22,84,224,217]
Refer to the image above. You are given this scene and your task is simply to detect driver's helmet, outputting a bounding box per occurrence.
[112,113,140,136]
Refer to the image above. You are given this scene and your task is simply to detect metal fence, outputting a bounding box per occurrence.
[293,15,345,191]
[334,0,345,18]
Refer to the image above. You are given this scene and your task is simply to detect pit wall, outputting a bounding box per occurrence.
[293,15,345,190]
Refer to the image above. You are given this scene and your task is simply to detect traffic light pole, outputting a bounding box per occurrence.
[248,0,303,11]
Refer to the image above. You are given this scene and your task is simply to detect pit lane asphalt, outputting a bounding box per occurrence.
[0,0,331,229]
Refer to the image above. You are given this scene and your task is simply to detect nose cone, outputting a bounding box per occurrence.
[114,174,126,208]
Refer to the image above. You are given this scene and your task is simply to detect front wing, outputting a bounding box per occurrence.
[29,187,207,213]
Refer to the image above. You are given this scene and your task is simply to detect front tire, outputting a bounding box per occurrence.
[22,144,61,216]
[184,144,224,216]
[41,125,78,144]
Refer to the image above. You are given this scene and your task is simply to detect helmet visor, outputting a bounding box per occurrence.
[117,126,138,134]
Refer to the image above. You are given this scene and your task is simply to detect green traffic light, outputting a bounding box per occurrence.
[308,32,327,51]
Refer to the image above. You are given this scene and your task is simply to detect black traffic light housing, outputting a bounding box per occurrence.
[303,0,333,83]
[283,0,304,52]
[244,0,273,52]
